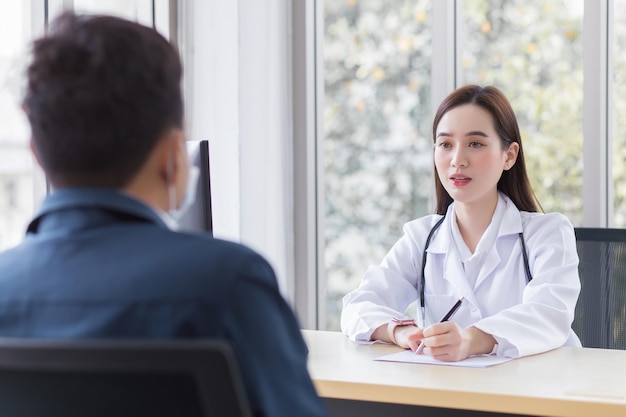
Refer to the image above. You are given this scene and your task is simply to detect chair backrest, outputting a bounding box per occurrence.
[0,338,252,417]
[573,227,626,350]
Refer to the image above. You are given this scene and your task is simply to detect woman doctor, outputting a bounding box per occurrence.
[341,85,581,361]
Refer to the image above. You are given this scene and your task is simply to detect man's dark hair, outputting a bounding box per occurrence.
[23,12,183,187]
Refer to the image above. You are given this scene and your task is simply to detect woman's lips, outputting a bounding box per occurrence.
[450,175,471,186]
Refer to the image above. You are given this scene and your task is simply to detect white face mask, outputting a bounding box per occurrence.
[167,163,201,225]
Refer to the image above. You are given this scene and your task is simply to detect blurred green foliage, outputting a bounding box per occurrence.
[613,2,626,225]
[324,0,433,329]
[461,0,583,222]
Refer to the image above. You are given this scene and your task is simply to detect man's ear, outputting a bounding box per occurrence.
[158,128,185,185]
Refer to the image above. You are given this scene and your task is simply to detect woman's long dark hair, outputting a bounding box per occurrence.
[432,85,541,215]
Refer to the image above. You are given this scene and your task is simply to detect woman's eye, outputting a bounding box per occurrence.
[437,142,450,148]
[469,142,483,148]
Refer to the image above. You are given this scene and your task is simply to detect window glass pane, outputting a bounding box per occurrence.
[323,0,433,330]
[0,2,44,251]
[460,0,584,224]
[614,0,626,227]
[72,0,153,26]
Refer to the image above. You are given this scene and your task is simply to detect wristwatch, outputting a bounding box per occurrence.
[387,317,416,345]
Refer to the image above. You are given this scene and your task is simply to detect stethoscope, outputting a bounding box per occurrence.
[419,213,533,325]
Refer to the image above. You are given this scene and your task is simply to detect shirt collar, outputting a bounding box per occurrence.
[26,188,169,234]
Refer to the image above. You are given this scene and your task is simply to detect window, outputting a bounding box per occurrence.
[70,0,154,27]
[614,0,626,226]
[0,2,44,251]
[460,0,584,224]
[316,1,615,331]
[322,0,433,329]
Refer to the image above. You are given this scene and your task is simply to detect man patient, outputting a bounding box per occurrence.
[0,12,327,417]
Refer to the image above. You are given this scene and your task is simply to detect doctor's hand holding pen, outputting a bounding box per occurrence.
[372,297,497,362]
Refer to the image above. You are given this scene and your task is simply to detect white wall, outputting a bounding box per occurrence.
[181,0,294,298]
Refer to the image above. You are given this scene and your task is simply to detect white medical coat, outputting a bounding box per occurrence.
[341,193,581,358]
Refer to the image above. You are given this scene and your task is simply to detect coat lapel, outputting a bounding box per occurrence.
[427,216,480,309]
[474,195,524,290]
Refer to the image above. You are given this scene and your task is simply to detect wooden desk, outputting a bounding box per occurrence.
[303,330,626,417]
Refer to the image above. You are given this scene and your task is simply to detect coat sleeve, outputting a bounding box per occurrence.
[473,213,581,358]
[340,219,430,343]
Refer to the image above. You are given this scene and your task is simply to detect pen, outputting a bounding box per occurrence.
[415,295,464,354]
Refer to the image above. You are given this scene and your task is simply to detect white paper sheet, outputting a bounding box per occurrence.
[375,349,514,368]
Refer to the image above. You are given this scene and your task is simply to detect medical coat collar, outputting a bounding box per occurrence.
[424,193,525,255]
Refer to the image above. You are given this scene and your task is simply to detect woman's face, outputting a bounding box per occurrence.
[434,104,518,209]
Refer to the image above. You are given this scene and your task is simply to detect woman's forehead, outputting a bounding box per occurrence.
[436,104,496,134]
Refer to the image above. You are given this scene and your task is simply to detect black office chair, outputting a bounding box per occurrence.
[0,338,252,417]
[573,227,626,350]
